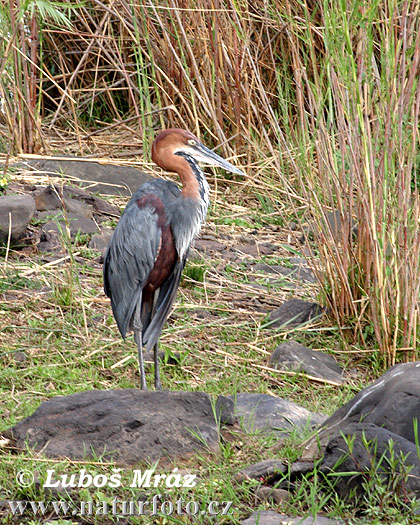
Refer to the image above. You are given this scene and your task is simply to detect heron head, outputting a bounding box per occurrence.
[151,128,244,176]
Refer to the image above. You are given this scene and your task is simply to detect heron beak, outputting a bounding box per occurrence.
[191,143,245,176]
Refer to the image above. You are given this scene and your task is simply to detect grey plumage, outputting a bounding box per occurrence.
[103,128,244,389]
[104,179,183,348]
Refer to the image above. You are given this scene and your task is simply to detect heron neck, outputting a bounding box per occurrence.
[178,156,210,212]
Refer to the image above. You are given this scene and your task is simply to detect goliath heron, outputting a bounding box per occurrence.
[103,128,244,389]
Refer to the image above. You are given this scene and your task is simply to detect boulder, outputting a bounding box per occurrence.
[300,363,420,499]
[235,459,287,483]
[41,212,99,238]
[269,341,344,383]
[267,299,324,329]
[4,389,234,465]
[231,393,325,435]
[0,194,36,243]
[254,259,316,284]
[25,159,153,196]
[320,422,420,499]
[88,229,114,255]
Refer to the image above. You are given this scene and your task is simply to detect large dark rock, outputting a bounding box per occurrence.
[235,459,287,483]
[267,299,324,329]
[25,159,153,196]
[0,194,36,243]
[5,389,232,464]
[231,393,325,435]
[41,212,99,238]
[269,341,344,384]
[33,184,120,217]
[300,363,420,499]
[320,422,420,499]
[317,362,420,445]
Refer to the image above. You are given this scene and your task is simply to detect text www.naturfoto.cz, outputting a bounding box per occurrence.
[8,497,234,518]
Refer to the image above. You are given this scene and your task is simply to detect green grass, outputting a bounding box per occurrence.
[1,0,420,521]
[0,203,397,524]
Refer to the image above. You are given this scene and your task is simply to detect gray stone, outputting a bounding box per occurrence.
[215,395,236,425]
[37,230,63,253]
[254,260,316,284]
[320,422,420,499]
[88,230,113,254]
[41,212,99,238]
[242,511,283,525]
[235,242,277,257]
[255,486,291,504]
[267,299,324,329]
[242,511,342,525]
[235,459,287,483]
[318,362,420,445]
[5,389,227,464]
[301,209,357,244]
[34,184,120,217]
[0,194,36,243]
[269,341,343,383]
[300,362,420,499]
[231,393,325,435]
[193,239,227,254]
[62,197,93,219]
[25,159,153,197]
[33,186,61,211]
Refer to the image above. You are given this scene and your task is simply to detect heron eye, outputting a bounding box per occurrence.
[188,139,197,146]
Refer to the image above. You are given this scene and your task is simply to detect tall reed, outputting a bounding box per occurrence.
[272,0,420,365]
[2,0,420,364]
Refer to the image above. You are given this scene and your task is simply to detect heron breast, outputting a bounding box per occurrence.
[136,194,178,290]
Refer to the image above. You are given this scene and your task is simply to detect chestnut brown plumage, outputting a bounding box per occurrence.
[104,129,244,389]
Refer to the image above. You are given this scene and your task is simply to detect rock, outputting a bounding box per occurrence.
[231,393,325,435]
[4,389,228,464]
[41,212,99,238]
[62,197,93,219]
[33,186,61,211]
[235,459,287,483]
[215,395,236,425]
[193,239,227,254]
[315,362,420,447]
[91,196,120,216]
[301,209,357,244]
[254,260,316,284]
[13,351,27,364]
[235,243,277,257]
[242,511,283,525]
[242,511,343,525]
[37,230,63,253]
[25,159,153,196]
[300,362,420,499]
[88,229,113,254]
[320,422,420,499]
[0,194,36,243]
[269,341,344,383]
[34,184,120,217]
[267,299,324,329]
[255,486,291,504]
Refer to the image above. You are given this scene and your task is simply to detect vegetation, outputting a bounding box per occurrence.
[1,0,420,523]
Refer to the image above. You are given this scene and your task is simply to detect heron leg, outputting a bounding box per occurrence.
[133,306,147,390]
[134,330,147,390]
[154,342,161,390]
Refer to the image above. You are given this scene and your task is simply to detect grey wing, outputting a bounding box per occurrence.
[103,204,161,338]
[142,251,188,349]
